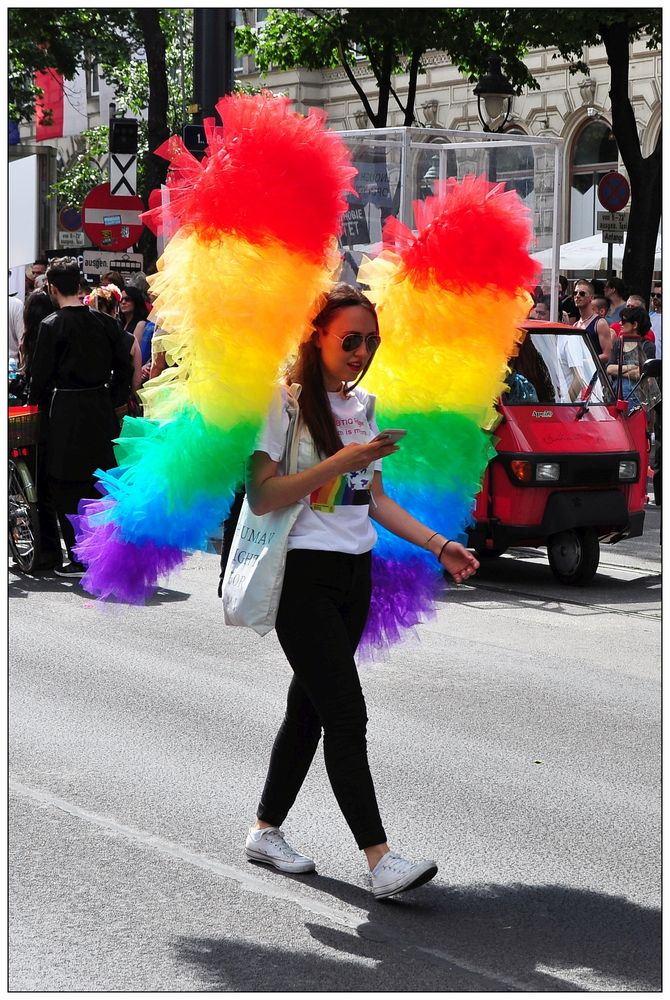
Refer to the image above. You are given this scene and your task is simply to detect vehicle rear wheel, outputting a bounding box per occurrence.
[547,528,599,585]
[8,460,41,573]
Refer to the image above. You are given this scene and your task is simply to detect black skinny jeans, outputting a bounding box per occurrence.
[257,548,387,850]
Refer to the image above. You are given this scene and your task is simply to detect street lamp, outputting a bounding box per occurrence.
[473,55,514,184]
[473,55,514,133]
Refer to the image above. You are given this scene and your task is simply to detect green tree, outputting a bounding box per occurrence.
[236,9,535,129]
[49,126,112,211]
[472,10,662,299]
[8,9,134,125]
[237,8,661,295]
[9,9,194,269]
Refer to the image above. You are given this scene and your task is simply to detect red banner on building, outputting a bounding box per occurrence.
[35,69,64,141]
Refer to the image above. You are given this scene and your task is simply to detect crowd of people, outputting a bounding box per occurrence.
[528,274,662,362]
[9,257,166,576]
[8,257,663,578]
[527,275,661,400]
[524,274,662,505]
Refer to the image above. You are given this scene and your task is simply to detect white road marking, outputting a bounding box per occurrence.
[11,779,617,992]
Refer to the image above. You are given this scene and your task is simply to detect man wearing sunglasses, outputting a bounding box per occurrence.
[573,279,612,363]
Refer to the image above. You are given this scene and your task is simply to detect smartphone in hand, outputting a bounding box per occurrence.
[371,428,407,444]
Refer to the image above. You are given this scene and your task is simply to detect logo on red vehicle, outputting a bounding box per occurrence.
[531,410,553,418]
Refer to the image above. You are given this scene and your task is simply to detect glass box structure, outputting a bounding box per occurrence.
[335,127,563,318]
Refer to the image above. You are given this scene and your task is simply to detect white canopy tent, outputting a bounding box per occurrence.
[532,232,662,273]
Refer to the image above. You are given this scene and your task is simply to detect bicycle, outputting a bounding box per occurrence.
[8,405,41,572]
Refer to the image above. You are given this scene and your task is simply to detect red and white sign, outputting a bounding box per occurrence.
[82,183,145,252]
[35,69,88,142]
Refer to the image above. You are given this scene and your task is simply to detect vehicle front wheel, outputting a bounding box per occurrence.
[8,460,41,573]
[547,528,599,586]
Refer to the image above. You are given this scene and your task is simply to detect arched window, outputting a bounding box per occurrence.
[570,120,618,240]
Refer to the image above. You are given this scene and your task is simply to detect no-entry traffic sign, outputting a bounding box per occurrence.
[82,183,145,252]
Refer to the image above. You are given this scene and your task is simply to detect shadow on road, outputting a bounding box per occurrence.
[8,568,190,605]
[174,879,660,992]
[434,554,661,613]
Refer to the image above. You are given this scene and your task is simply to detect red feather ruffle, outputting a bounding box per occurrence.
[142,92,357,263]
[382,175,540,292]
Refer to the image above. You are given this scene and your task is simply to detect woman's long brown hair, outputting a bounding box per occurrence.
[285,283,379,458]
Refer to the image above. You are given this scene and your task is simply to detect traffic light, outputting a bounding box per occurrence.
[109,117,138,155]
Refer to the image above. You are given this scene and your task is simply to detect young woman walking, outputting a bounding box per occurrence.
[244,284,479,900]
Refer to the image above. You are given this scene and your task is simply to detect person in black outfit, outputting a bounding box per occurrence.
[27,257,134,577]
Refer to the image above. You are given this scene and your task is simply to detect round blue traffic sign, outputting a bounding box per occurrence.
[598,171,630,213]
[59,206,82,232]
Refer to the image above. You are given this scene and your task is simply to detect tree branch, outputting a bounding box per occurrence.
[336,38,378,126]
[403,49,422,125]
[600,21,643,181]
[374,38,395,127]
[386,82,405,115]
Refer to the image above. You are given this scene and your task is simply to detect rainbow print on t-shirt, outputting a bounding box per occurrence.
[309,472,370,512]
[311,475,350,512]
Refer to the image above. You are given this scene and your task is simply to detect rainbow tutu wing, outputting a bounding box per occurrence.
[358,176,539,658]
[73,93,355,601]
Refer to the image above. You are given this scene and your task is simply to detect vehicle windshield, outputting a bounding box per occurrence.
[503,330,615,406]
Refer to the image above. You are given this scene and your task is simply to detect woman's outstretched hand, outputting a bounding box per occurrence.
[439,541,479,584]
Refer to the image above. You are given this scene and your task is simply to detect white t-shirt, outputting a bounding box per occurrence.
[556,333,596,402]
[255,384,381,554]
[8,294,23,362]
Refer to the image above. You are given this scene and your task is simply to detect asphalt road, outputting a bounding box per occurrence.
[9,507,661,992]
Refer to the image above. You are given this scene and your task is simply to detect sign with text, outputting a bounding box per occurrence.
[58,231,85,248]
[602,229,625,245]
[352,159,395,209]
[597,211,629,233]
[182,124,207,159]
[81,250,144,276]
[339,202,370,247]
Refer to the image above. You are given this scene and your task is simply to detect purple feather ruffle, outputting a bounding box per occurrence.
[70,497,185,604]
[358,553,441,662]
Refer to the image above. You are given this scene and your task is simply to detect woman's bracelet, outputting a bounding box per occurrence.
[437,539,451,561]
[423,531,440,549]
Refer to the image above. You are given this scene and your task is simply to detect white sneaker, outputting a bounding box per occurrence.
[370,851,438,899]
[245,827,316,873]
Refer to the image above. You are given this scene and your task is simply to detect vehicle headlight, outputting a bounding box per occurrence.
[536,463,560,481]
[618,460,638,481]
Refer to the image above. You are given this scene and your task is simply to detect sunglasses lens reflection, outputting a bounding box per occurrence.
[341,334,381,353]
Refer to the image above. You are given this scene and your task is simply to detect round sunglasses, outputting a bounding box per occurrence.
[331,332,381,353]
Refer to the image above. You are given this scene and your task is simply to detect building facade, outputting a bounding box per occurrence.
[12,15,660,266]
[234,19,661,250]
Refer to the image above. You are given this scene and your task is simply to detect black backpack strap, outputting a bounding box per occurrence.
[218,481,246,598]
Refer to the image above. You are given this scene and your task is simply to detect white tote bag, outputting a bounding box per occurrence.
[221,385,304,636]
